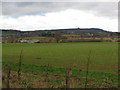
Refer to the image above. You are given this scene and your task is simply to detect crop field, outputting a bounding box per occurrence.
[2,42,119,88]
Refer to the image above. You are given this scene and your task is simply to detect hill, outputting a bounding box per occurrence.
[1,28,118,37]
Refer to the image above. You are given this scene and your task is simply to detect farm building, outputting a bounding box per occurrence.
[30,40,40,43]
[20,40,29,43]
[20,40,40,43]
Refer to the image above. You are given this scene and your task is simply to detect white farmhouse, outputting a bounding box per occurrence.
[20,40,29,43]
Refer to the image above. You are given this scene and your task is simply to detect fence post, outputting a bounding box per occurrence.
[7,64,11,88]
[85,50,91,89]
[66,68,71,89]
[18,49,23,78]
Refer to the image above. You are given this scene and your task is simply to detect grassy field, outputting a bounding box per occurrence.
[2,42,119,88]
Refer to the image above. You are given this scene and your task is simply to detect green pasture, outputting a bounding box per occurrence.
[2,42,118,74]
[21,36,46,39]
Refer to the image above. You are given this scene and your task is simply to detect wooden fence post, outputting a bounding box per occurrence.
[85,50,91,89]
[18,49,23,78]
[7,64,11,88]
[66,68,71,89]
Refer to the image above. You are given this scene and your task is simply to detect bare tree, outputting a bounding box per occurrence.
[54,33,62,43]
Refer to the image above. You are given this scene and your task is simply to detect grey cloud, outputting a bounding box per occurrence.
[0,2,2,15]
[2,2,118,19]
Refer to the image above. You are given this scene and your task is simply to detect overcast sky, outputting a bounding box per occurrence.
[0,1,118,32]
